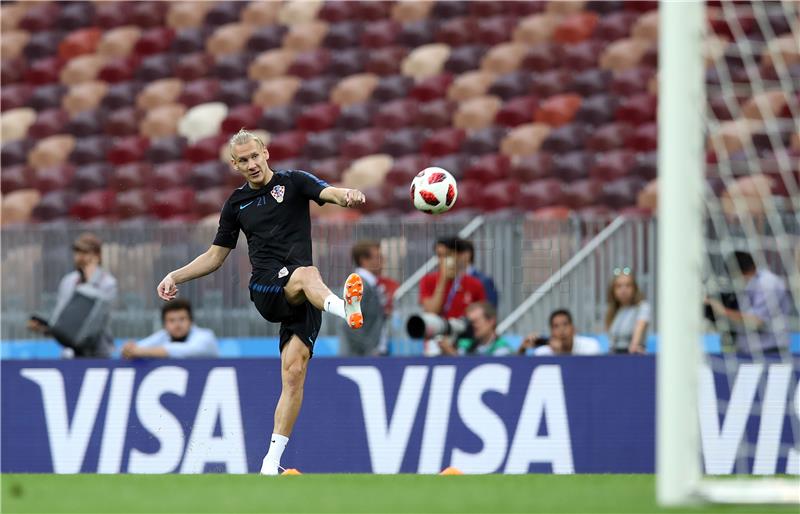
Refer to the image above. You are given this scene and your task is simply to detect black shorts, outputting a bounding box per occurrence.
[249,265,321,357]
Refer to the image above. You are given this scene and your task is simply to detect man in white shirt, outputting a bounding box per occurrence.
[122,299,219,359]
[518,309,601,356]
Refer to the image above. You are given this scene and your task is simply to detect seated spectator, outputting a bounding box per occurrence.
[517,308,601,356]
[121,299,219,359]
[419,236,486,319]
[340,240,393,356]
[439,301,512,356]
[605,267,650,354]
[705,251,791,355]
[456,238,499,308]
[27,233,117,358]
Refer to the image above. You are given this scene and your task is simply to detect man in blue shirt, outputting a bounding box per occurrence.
[121,299,219,359]
[456,238,499,309]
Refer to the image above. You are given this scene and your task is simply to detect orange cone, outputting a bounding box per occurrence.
[439,467,463,475]
[281,468,302,475]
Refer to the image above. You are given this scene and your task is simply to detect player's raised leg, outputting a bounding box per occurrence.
[284,266,364,329]
[260,335,310,475]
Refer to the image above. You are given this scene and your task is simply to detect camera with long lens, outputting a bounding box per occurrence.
[406,312,474,340]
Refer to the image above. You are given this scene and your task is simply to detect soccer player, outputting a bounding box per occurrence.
[156,129,366,475]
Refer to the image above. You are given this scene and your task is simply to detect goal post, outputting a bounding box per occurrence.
[656,0,705,506]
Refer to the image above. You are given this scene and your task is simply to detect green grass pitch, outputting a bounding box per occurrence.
[1,474,796,514]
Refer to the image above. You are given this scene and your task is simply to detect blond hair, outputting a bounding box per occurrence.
[604,274,645,329]
[228,128,265,160]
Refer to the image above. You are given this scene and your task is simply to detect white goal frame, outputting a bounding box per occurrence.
[657,1,799,506]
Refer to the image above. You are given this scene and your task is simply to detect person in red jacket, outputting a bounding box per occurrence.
[419,236,486,319]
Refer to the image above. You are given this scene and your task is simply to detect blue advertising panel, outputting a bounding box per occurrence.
[2,357,797,475]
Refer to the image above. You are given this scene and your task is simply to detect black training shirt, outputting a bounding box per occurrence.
[213,169,330,272]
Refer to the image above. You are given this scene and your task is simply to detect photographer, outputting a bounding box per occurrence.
[438,302,512,356]
[518,309,601,356]
[27,233,118,358]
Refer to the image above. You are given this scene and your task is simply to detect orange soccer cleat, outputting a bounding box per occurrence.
[344,273,364,329]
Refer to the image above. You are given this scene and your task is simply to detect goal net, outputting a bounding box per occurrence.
[658,0,799,506]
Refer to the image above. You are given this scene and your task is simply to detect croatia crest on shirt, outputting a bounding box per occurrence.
[271,185,285,203]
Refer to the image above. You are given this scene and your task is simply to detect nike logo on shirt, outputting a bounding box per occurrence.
[240,201,254,210]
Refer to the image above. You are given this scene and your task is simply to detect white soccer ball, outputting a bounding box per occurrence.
[410,167,458,215]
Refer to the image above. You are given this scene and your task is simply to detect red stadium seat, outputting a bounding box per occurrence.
[553,12,599,44]
[477,16,516,46]
[319,1,357,22]
[511,152,554,181]
[374,99,419,129]
[463,153,510,182]
[289,50,331,79]
[564,178,603,209]
[615,93,657,123]
[104,107,139,137]
[151,161,192,189]
[602,177,646,209]
[146,136,187,164]
[382,128,424,157]
[106,136,149,165]
[586,122,634,151]
[422,128,465,157]
[70,189,115,220]
[626,122,657,151]
[191,161,227,189]
[184,134,227,163]
[476,180,519,211]
[59,28,102,60]
[431,154,468,181]
[365,46,408,76]
[2,58,27,85]
[295,77,336,105]
[114,189,151,218]
[111,162,152,191]
[323,21,361,49]
[73,163,110,191]
[2,84,33,112]
[175,53,213,81]
[436,16,477,47]
[594,11,637,41]
[179,78,221,107]
[308,157,350,184]
[587,1,625,15]
[195,187,230,217]
[151,187,195,219]
[529,70,571,98]
[385,154,430,186]
[94,1,133,29]
[610,67,655,95]
[20,3,60,32]
[496,95,537,127]
[221,104,262,134]
[341,128,385,159]
[205,2,244,26]
[410,73,453,102]
[562,41,604,71]
[361,20,400,48]
[518,179,566,210]
[590,150,636,181]
[297,103,341,133]
[631,151,657,181]
[551,151,593,181]
[24,57,63,86]
[355,1,392,21]
[28,109,69,139]
[130,2,168,29]
[268,131,308,161]
[535,93,582,126]
[1,165,30,193]
[570,68,612,96]
[34,164,75,193]
[418,99,455,129]
[522,43,559,72]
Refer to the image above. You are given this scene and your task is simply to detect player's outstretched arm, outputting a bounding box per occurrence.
[157,245,232,301]
[319,187,366,208]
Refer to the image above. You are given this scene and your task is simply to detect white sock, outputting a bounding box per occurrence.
[260,433,289,475]
[323,294,346,320]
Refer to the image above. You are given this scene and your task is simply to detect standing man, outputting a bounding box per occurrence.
[419,237,486,319]
[341,241,392,356]
[156,129,366,475]
[27,233,118,358]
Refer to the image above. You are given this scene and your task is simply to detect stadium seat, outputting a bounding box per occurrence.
[0,165,30,193]
[374,99,418,130]
[246,25,285,53]
[463,153,511,182]
[551,151,593,181]
[330,73,379,107]
[500,123,551,157]
[2,3,28,32]
[295,76,337,105]
[259,104,298,133]
[32,190,77,221]
[600,38,651,71]
[615,93,657,124]
[563,41,604,71]
[329,48,366,77]
[180,78,221,107]
[106,136,149,165]
[28,135,76,170]
[136,79,183,111]
[590,150,635,181]
[564,178,603,209]
[361,19,400,48]
[481,42,526,74]
[191,161,227,189]
[518,179,566,210]
[146,136,187,164]
[529,70,571,97]
[178,102,228,143]
[401,43,451,80]
[436,16,477,47]
[631,151,657,181]
[151,161,192,189]
[495,95,537,127]
[535,93,582,126]
[594,11,637,41]
[297,103,340,133]
[477,180,519,211]
[27,108,69,139]
[341,128,385,159]
[631,10,658,42]
[59,54,106,86]
[195,186,230,217]
[323,21,361,49]
[512,13,558,45]
[308,157,349,184]
[207,23,253,57]
[134,54,172,82]
[218,79,255,107]
[175,52,212,81]
[249,47,297,81]
[340,154,393,191]
[431,153,469,181]
[586,121,633,151]
[172,28,208,54]
[206,2,245,26]
[166,2,212,29]
[421,128,465,157]
[1,139,32,167]
[521,43,559,72]
[283,21,328,52]
[73,163,110,191]
[399,19,437,47]
[97,26,142,58]
[2,84,33,112]
[542,124,589,153]
[626,122,657,151]
[462,126,507,154]
[610,66,654,96]
[33,164,74,193]
[476,16,516,46]
[23,31,62,61]
[448,70,495,102]
[94,1,133,29]
[410,73,453,102]
[111,162,152,191]
[453,96,502,131]
[140,104,186,138]
[602,177,646,209]
[26,83,64,112]
[104,107,139,137]
[384,154,430,186]
[25,57,63,85]
[252,76,302,108]
[2,55,27,85]
[70,136,111,165]
[371,74,412,103]
[553,12,599,44]
[70,189,115,220]
[1,189,40,225]
[381,128,424,157]
[570,68,612,96]
[289,49,331,79]
[575,94,619,126]
[444,45,487,74]
[151,188,196,219]
[489,71,532,101]
[510,152,554,181]
[221,104,262,134]
[337,102,375,131]
[268,131,308,161]
[114,188,151,219]
[365,46,409,76]
[58,28,102,60]
[97,55,141,84]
